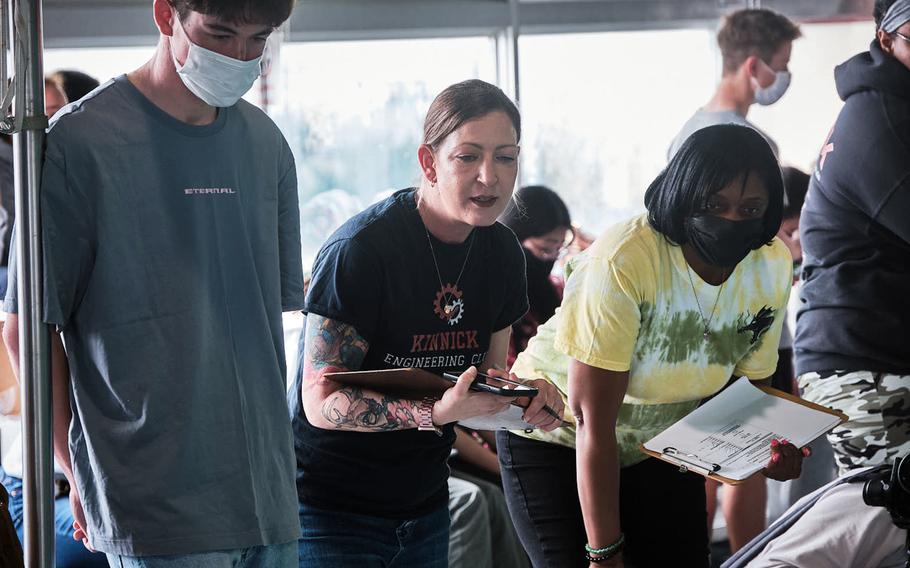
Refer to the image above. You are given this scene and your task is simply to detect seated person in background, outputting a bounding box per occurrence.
[499,185,574,367]
[49,70,100,104]
[770,166,810,395]
[722,463,905,568]
[764,166,838,526]
[497,124,805,568]
[449,428,529,568]
[0,327,107,567]
[0,77,66,297]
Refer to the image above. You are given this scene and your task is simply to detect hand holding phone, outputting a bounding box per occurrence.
[442,370,539,397]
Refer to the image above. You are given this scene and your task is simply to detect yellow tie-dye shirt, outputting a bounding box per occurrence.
[512,214,791,466]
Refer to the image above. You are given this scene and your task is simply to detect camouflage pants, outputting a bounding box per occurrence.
[798,370,910,475]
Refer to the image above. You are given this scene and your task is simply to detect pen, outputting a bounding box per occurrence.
[487,363,566,426]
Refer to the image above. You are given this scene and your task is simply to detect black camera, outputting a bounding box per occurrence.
[863,456,910,529]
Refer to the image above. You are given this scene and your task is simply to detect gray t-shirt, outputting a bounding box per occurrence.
[666,108,779,160]
[4,76,304,555]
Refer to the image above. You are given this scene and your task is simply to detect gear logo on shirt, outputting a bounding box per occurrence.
[737,306,776,345]
[433,283,465,326]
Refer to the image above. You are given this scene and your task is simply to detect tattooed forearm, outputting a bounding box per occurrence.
[305,314,368,371]
[302,315,422,432]
[322,387,421,431]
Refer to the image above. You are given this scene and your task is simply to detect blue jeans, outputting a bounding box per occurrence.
[298,501,449,567]
[105,542,296,568]
[0,469,108,568]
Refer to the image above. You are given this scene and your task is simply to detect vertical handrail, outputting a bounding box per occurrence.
[9,0,53,566]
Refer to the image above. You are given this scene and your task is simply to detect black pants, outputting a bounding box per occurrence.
[497,431,709,568]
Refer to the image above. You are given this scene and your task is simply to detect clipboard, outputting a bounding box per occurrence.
[640,377,847,485]
[323,367,569,430]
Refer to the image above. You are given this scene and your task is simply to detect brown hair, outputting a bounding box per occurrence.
[423,79,521,149]
[717,9,801,74]
[167,0,294,27]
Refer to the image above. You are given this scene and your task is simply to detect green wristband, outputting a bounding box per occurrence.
[585,532,625,555]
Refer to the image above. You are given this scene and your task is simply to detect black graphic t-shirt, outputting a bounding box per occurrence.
[293,188,528,518]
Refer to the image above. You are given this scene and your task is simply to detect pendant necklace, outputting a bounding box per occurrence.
[685,265,727,340]
[424,223,475,320]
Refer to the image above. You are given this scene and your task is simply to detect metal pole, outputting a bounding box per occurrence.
[10,0,54,566]
[508,0,520,105]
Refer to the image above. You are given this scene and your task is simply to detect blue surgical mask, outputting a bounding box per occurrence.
[171,15,263,108]
[752,70,791,106]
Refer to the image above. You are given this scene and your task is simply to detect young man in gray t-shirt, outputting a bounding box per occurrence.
[2,0,304,566]
[667,9,800,160]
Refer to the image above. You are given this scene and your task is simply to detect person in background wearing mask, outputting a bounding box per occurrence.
[2,1,304,567]
[49,70,100,105]
[770,166,810,395]
[497,125,806,568]
[499,185,574,367]
[764,166,840,527]
[667,9,801,554]
[668,8,801,160]
[796,0,910,477]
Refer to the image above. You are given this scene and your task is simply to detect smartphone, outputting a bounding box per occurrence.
[442,371,539,397]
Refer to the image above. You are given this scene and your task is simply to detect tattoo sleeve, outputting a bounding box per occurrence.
[304,314,422,432]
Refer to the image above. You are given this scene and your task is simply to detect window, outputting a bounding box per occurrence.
[267,36,497,267]
[749,21,873,172]
[43,45,270,108]
[518,29,717,235]
[44,46,155,95]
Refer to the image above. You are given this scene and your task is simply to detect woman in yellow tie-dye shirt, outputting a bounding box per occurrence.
[497,124,806,568]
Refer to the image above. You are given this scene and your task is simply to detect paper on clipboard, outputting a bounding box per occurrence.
[458,405,539,431]
[642,377,847,484]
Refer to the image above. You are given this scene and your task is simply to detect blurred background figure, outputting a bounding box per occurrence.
[499,185,574,366]
[44,77,68,118]
[668,8,801,160]
[49,69,100,104]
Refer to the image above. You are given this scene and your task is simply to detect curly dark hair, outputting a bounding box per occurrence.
[167,0,294,27]
[717,8,802,74]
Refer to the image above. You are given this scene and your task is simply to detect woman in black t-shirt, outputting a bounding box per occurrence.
[292,80,564,567]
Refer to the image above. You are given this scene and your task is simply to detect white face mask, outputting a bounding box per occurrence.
[752,70,791,106]
[171,15,263,108]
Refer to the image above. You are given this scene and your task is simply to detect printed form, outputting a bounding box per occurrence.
[643,377,844,481]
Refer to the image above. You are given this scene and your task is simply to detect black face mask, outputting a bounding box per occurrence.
[522,248,560,320]
[685,215,765,268]
[523,248,556,282]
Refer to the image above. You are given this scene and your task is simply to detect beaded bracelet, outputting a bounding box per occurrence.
[585,532,625,556]
[585,546,623,564]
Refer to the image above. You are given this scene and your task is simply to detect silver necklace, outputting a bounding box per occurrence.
[685,265,727,340]
[424,223,475,319]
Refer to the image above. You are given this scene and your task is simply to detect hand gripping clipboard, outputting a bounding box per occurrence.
[323,367,569,430]
[640,378,848,485]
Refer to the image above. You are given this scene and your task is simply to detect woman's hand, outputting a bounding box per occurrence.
[433,366,516,425]
[486,367,564,431]
[761,438,810,481]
